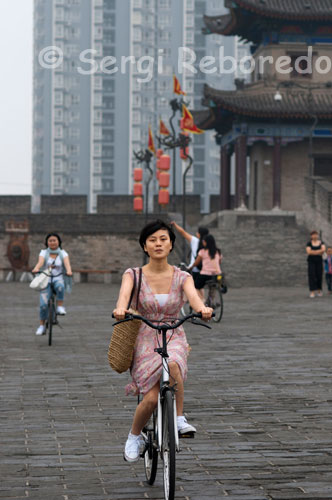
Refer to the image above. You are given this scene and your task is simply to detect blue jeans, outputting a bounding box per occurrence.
[39,281,64,320]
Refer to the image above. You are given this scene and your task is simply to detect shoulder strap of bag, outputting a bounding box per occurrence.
[135,267,142,310]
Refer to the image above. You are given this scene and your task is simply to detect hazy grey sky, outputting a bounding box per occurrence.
[0,1,33,194]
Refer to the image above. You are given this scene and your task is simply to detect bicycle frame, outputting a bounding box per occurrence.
[155,327,180,452]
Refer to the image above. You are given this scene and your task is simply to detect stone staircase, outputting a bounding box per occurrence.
[190,210,309,287]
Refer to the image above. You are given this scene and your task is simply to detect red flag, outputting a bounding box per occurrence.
[181,104,204,134]
[159,118,171,136]
[173,75,186,95]
[148,125,156,155]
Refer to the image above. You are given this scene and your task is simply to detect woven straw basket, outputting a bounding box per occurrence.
[108,310,141,373]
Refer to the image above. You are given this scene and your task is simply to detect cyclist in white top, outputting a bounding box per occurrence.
[170,222,209,283]
[32,233,72,335]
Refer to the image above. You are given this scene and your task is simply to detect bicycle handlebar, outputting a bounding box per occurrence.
[112,312,214,330]
[32,270,70,277]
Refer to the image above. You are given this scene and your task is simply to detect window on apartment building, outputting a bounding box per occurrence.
[133,0,142,7]
[55,24,64,38]
[132,111,141,125]
[158,0,170,8]
[194,180,204,194]
[133,27,142,42]
[102,179,114,192]
[54,91,63,105]
[133,11,142,25]
[194,148,205,161]
[159,30,171,42]
[102,130,114,142]
[70,160,79,172]
[70,144,79,156]
[54,142,63,155]
[194,164,204,178]
[54,109,63,121]
[103,96,114,109]
[185,14,194,27]
[93,176,102,190]
[54,159,63,172]
[71,94,80,105]
[102,162,114,175]
[186,0,194,9]
[93,160,102,173]
[133,94,142,107]
[55,7,64,21]
[94,143,101,156]
[54,176,63,188]
[159,14,169,27]
[94,110,102,122]
[69,128,79,139]
[185,30,194,44]
[104,0,115,8]
[94,126,102,139]
[103,80,115,92]
[102,112,114,125]
[194,134,205,145]
[132,127,141,141]
[55,126,63,139]
[102,146,114,158]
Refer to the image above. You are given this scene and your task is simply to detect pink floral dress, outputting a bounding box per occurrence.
[124,266,191,396]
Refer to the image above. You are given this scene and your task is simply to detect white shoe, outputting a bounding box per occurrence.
[35,325,46,335]
[123,432,144,463]
[177,416,196,436]
[57,306,66,315]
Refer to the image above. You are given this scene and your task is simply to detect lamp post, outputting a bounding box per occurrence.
[133,149,153,225]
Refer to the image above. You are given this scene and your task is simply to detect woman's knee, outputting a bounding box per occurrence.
[169,362,182,380]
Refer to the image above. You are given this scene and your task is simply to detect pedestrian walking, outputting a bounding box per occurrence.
[324,246,332,294]
[306,230,326,298]
[31,233,72,335]
[188,234,222,300]
[112,219,212,462]
[170,221,209,284]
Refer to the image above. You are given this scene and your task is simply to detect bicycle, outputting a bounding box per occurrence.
[179,264,225,323]
[112,312,213,500]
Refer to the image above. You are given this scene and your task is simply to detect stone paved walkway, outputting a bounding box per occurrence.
[1,283,332,500]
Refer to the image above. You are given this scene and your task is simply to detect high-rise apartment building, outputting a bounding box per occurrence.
[33,0,237,213]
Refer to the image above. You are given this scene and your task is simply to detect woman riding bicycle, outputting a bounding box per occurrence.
[31,233,72,335]
[113,219,212,463]
[188,234,222,300]
[170,221,209,283]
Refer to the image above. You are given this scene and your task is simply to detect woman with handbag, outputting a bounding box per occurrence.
[188,234,222,300]
[112,219,213,463]
[31,233,72,335]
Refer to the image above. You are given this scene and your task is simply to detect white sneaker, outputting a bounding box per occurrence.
[35,325,46,335]
[57,306,66,315]
[177,416,196,436]
[123,432,144,463]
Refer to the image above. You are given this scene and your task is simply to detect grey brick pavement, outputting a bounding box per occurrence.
[1,283,332,500]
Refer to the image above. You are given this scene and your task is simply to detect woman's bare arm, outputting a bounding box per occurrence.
[183,276,212,320]
[171,221,193,243]
[63,256,73,276]
[32,255,45,273]
[189,255,202,270]
[113,273,134,319]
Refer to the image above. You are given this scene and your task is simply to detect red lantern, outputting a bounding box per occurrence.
[159,172,170,188]
[133,196,143,212]
[133,183,143,196]
[157,148,163,158]
[159,154,171,171]
[133,168,143,182]
[158,189,169,205]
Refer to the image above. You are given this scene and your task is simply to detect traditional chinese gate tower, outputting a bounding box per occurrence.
[198,0,332,211]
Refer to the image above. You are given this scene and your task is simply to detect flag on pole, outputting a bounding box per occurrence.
[159,118,171,136]
[181,104,204,134]
[148,125,156,154]
[173,74,186,95]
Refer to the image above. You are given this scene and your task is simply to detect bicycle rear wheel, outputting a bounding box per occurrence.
[180,301,192,318]
[212,287,223,322]
[144,411,158,485]
[162,390,176,500]
[48,298,54,346]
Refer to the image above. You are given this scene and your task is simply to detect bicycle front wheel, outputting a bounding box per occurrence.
[48,300,54,346]
[144,411,158,485]
[212,287,223,322]
[162,390,176,500]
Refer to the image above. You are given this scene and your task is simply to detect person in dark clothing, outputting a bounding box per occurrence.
[306,230,326,298]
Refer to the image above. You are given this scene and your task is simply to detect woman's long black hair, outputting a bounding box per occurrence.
[196,226,209,255]
[202,234,220,260]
